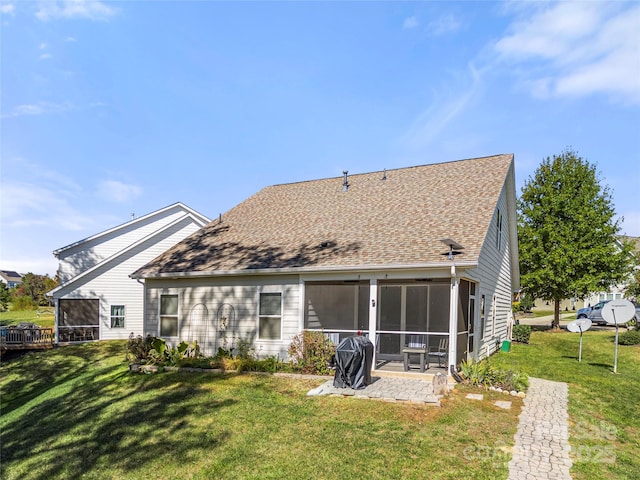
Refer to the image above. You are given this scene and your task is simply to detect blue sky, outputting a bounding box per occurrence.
[1,1,639,277]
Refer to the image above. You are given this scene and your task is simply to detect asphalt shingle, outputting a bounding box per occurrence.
[133,154,514,277]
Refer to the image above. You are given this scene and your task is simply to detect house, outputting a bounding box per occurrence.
[0,270,22,289]
[581,235,640,307]
[132,155,519,373]
[48,203,210,343]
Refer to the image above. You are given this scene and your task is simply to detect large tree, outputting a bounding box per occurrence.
[518,149,634,328]
[13,273,58,307]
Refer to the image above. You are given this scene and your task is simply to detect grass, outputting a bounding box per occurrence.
[0,307,55,329]
[0,341,522,480]
[491,329,640,480]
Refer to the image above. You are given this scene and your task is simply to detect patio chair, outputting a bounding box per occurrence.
[428,338,448,368]
[402,335,428,372]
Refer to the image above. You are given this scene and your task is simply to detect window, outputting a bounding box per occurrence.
[160,295,179,337]
[496,210,503,250]
[259,292,282,340]
[110,305,125,328]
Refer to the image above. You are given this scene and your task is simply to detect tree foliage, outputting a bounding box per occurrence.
[518,149,634,327]
[0,283,11,311]
[12,273,58,308]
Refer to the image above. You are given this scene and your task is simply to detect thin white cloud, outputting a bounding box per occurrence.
[1,3,15,15]
[2,101,105,118]
[65,36,77,42]
[427,14,461,36]
[97,180,143,203]
[2,102,73,118]
[40,53,53,60]
[403,16,419,30]
[36,0,118,22]
[401,63,482,148]
[0,162,99,232]
[39,42,48,50]
[494,2,640,105]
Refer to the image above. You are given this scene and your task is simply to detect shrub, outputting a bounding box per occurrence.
[11,296,36,311]
[618,330,640,346]
[126,334,155,363]
[459,359,528,392]
[288,331,336,375]
[127,334,202,366]
[512,324,532,344]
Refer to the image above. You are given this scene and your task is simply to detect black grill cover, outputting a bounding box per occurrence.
[333,335,374,389]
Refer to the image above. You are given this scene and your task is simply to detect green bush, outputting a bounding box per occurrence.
[459,359,528,392]
[288,331,336,375]
[11,296,36,311]
[512,324,532,344]
[618,330,640,346]
[126,334,155,363]
[126,334,201,366]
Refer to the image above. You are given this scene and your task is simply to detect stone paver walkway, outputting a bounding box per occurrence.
[307,376,442,405]
[508,377,572,480]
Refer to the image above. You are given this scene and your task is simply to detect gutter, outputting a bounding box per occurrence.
[130,260,479,280]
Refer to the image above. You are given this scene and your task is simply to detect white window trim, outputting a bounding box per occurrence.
[257,290,283,341]
[491,294,497,337]
[480,294,486,340]
[496,209,503,250]
[110,304,126,329]
[159,294,180,338]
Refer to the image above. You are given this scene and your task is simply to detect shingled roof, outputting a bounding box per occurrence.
[133,154,515,278]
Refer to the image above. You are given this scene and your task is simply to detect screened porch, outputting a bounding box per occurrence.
[303,279,474,372]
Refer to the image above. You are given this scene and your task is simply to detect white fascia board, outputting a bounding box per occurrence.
[52,202,209,256]
[50,214,195,298]
[132,260,479,280]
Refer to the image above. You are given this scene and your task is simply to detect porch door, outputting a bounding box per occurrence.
[377,284,429,361]
[377,285,402,360]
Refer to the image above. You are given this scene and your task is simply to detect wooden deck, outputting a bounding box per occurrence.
[0,327,54,352]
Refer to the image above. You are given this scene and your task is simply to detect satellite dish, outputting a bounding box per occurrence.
[567,318,592,333]
[602,300,636,325]
[601,299,635,374]
[567,318,592,362]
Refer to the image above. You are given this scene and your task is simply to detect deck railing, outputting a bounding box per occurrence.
[0,327,55,350]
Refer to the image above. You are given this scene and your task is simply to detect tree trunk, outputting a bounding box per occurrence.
[553,299,561,329]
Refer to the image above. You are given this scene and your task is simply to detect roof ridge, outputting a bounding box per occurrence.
[269,153,513,188]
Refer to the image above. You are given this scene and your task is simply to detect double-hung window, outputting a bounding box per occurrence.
[110,305,125,328]
[160,295,179,337]
[258,292,282,340]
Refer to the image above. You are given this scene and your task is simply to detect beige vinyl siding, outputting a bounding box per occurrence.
[54,217,203,340]
[144,275,300,358]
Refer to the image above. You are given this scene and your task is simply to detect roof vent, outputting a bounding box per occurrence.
[342,170,349,192]
[382,169,387,180]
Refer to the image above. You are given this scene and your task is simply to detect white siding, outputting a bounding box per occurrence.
[472,179,516,359]
[57,207,195,282]
[54,217,203,340]
[144,275,300,358]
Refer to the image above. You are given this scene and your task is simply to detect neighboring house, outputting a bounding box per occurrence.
[48,203,210,343]
[132,155,520,372]
[581,235,640,308]
[0,270,22,289]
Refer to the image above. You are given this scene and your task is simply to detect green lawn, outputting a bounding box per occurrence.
[491,329,640,480]
[0,341,521,480]
[2,332,636,479]
[0,307,55,329]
